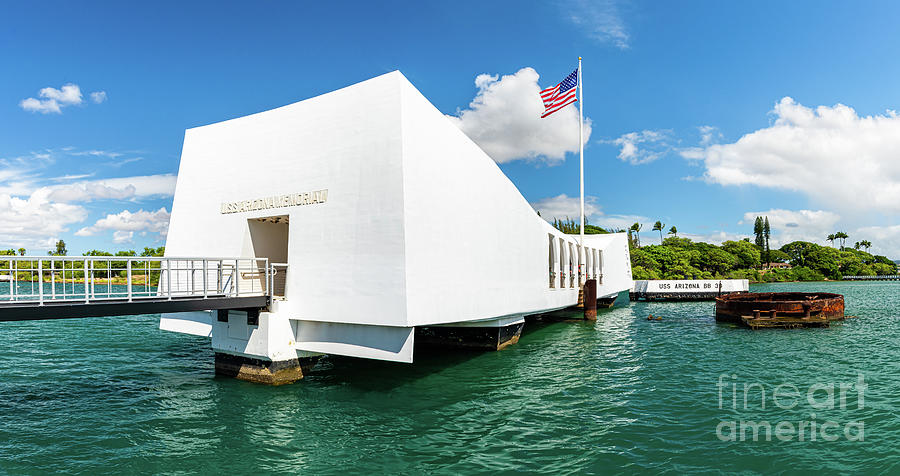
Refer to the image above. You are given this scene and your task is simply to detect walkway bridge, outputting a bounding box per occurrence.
[0,256,280,321]
[842,275,900,281]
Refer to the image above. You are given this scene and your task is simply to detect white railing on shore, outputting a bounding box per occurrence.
[0,256,270,305]
[843,275,900,280]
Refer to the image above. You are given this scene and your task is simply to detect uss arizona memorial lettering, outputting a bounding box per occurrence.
[657,282,722,290]
[220,189,328,214]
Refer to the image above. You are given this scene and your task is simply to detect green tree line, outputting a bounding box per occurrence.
[630,236,897,282]
[551,217,620,235]
[0,245,166,282]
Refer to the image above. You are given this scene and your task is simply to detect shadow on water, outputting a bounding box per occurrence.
[301,348,486,392]
[301,298,631,393]
[522,290,626,334]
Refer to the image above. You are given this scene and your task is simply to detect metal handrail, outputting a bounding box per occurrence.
[271,262,288,297]
[0,256,270,305]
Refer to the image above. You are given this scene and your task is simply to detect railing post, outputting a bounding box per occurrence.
[84,258,89,303]
[127,259,133,302]
[203,259,208,299]
[38,259,43,306]
[166,259,172,300]
[234,259,240,296]
[265,259,270,296]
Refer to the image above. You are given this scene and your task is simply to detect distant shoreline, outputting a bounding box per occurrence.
[0,276,157,286]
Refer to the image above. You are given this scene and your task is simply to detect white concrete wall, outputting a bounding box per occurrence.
[583,233,632,299]
[165,72,410,327]
[398,78,620,325]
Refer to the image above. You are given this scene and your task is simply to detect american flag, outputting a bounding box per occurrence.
[540,68,578,118]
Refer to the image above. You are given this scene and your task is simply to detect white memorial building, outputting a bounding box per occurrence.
[160,71,632,383]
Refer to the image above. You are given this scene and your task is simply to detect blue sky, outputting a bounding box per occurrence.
[4,1,900,256]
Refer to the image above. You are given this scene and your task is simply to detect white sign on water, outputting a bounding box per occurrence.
[632,279,749,294]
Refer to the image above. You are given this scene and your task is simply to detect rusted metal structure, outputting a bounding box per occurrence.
[583,279,598,320]
[715,292,845,329]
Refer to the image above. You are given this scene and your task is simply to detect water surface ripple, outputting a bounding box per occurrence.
[1,282,899,474]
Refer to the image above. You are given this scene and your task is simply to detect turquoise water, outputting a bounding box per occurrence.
[1,281,899,474]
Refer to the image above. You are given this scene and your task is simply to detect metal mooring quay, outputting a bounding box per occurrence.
[0,256,272,321]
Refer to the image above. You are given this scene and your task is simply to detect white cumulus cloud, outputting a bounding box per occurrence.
[0,148,173,251]
[112,230,134,244]
[531,194,603,222]
[530,194,644,232]
[674,230,748,246]
[611,129,674,164]
[447,67,591,164]
[76,208,171,240]
[90,91,107,104]
[567,0,630,49]
[853,225,900,257]
[0,189,88,250]
[697,125,722,146]
[20,83,83,114]
[741,209,841,248]
[45,174,177,203]
[683,97,900,214]
[48,183,136,202]
[593,214,652,233]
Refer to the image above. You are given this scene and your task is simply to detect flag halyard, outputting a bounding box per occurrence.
[540,68,578,118]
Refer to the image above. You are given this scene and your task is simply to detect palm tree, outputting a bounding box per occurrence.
[826,234,836,248]
[854,241,861,250]
[861,240,872,252]
[668,226,678,238]
[652,221,665,244]
[835,231,849,250]
[629,222,642,247]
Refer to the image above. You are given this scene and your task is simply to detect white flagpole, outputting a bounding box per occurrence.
[578,57,584,278]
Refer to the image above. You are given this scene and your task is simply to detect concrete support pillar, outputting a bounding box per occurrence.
[214,353,319,385]
[583,279,597,320]
[211,308,320,385]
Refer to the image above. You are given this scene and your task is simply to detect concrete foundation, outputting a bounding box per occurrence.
[415,321,524,351]
[214,353,320,385]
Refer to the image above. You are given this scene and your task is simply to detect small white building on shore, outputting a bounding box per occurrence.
[159,71,632,383]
